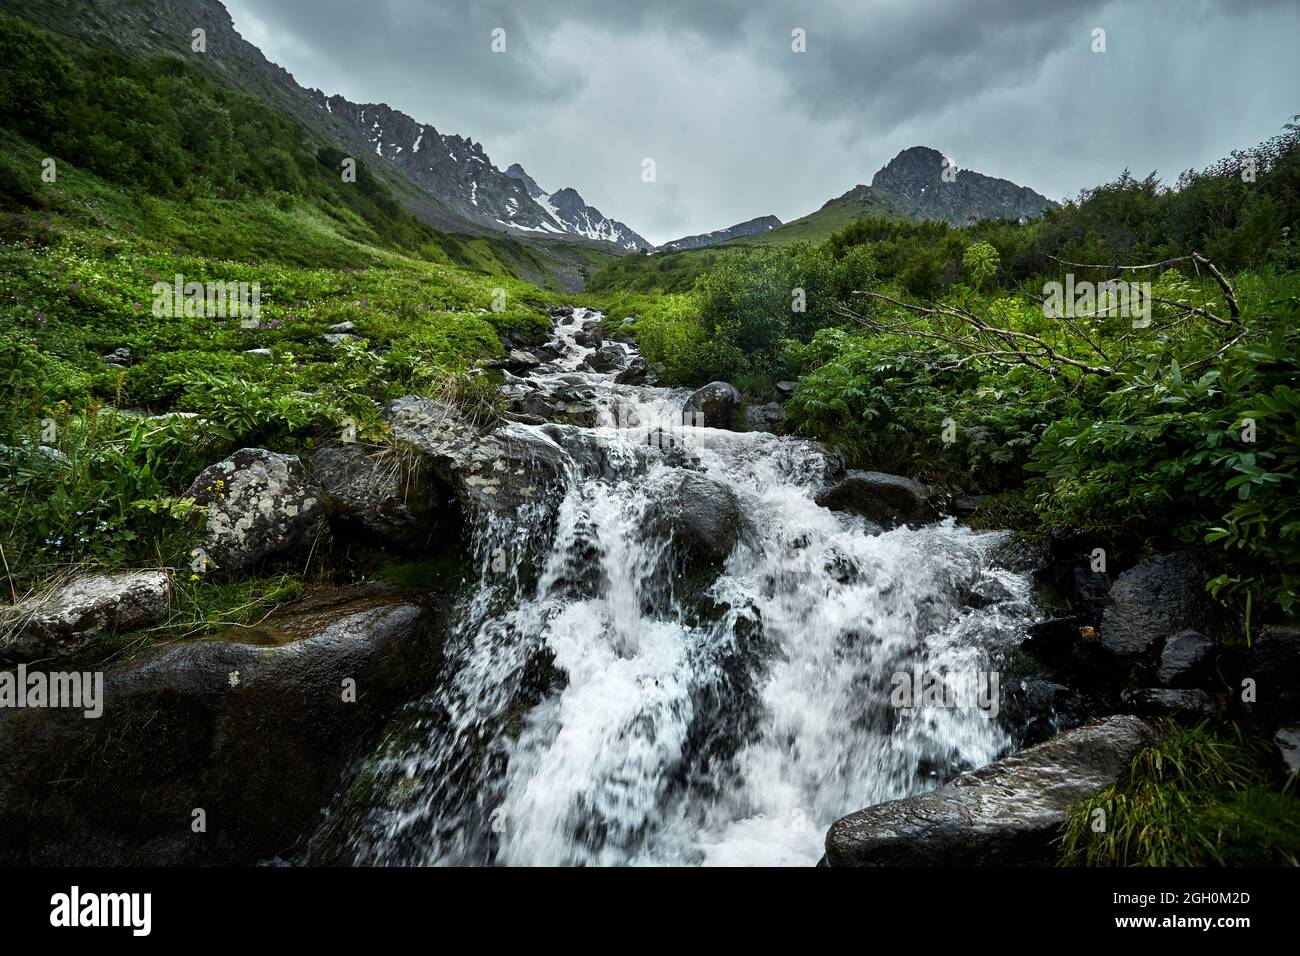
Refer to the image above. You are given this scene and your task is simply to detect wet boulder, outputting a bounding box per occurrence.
[1099,553,1216,657]
[508,387,600,427]
[185,448,326,574]
[614,358,650,386]
[1156,630,1215,688]
[489,349,542,373]
[741,402,789,433]
[310,443,453,551]
[1019,615,1112,686]
[582,344,628,374]
[815,470,936,529]
[1121,687,1217,718]
[683,381,740,430]
[3,570,171,662]
[383,397,569,518]
[823,715,1157,866]
[644,471,743,568]
[0,587,446,865]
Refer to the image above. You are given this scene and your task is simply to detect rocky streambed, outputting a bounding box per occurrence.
[2,306,1295,866]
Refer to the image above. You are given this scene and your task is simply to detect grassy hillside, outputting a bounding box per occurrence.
[0,17,566,607]
[730,185,901,247]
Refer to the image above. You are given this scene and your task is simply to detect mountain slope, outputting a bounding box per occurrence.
[659,215,782,251]
[2,0,638,282]
[316,95,650,250]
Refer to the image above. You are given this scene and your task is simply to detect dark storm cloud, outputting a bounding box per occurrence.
[223,0,1300,245]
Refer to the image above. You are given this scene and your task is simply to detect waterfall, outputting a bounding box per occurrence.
[326,308,1036,866]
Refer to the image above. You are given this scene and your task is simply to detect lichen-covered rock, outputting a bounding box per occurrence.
[1100,553,1216,657]
[683,381,740,429]
[3,570,171,661]
[185,448,325,574]
[823,715,1157,866]
[815,470,936,529]
[310,443,451,550]
[383,397,569,517]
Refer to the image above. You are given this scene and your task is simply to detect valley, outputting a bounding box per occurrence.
[0,0,1297,873]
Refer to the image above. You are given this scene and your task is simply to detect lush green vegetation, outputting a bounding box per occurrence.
[1059,720,1299,866]
[0,17,557,623]
[591,117,1300,623]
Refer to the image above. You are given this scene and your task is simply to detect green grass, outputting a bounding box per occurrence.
[1058,720,1300,866]
[732,186,900,247]
[0,117,562,600]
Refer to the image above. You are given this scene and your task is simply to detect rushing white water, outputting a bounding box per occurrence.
[332,308,1036,866]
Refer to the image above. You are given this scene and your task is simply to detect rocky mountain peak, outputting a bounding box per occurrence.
[504,163,546,200]
[868,145,1056,224]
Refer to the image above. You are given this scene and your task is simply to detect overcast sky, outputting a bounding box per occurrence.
[222,0,1300,245]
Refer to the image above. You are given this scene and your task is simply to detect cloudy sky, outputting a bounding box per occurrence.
[223,0,1300,245]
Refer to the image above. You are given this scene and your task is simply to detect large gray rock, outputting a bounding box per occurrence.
[185,448,326,574]
[489,349,542,372]
[507,385,600,427]
[1100,553,1216,657]
[683,381,740,430]
[582,344,628,374]
[0,587,446,865]
[383,396,569,517]
[310,443,451,550]
[644,471,743,568]
[824,715,1157,866]
[3,570,171,662]
[614,359,650,386]
[815,470,936,529]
